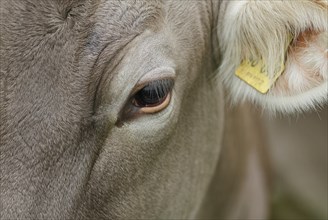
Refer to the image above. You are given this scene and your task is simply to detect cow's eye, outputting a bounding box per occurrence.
[132,78,174,113]
[117,78,174,125]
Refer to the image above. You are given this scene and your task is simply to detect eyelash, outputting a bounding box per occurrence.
[132,79,174,107]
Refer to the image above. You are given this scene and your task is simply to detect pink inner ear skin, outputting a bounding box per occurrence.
[270,30,327,96]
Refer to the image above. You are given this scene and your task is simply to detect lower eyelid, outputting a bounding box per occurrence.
[139,93,172,114]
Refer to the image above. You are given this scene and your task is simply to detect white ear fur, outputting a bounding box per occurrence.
[218,0,328,113]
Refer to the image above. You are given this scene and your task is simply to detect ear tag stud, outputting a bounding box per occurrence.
[235,36,292,94]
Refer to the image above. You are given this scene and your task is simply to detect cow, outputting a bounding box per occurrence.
[0,0,327,219]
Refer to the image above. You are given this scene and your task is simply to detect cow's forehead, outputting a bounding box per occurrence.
[84,0,163,54]
[0,0,159,148]
[92,0,163,29]
[1,0,163,51]
[0,0,164,93]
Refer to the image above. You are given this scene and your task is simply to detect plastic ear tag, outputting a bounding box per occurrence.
[235,36,292,94]
[235,59,285,94]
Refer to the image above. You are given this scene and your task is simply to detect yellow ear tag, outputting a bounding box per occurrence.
[235,59,285,94]
[235,36,292,94]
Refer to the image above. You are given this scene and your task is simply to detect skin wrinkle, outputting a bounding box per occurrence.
[72,35,148,218]
[81,1,165,116]
[210,0,221,67]
[71,128,101,220]
[92,34,140,114]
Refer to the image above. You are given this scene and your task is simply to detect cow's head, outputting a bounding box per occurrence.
[0,0,327,219]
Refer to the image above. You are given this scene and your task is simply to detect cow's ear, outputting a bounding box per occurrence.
[217,0,327,113]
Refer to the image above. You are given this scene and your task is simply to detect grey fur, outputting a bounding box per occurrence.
[3,0,317,219]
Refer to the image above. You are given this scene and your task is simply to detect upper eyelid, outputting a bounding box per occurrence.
[137,66,176,85]
[126,66,176,97]
[130,77,174,96]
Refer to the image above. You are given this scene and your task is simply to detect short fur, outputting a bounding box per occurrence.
[0,0,326,219]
